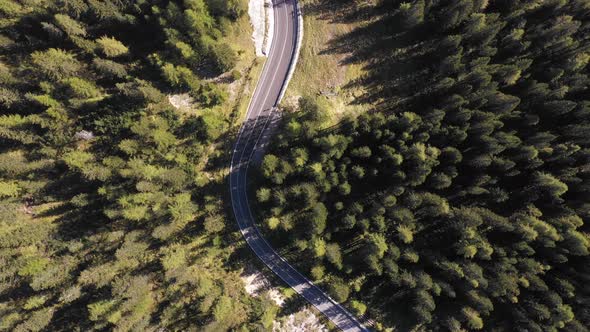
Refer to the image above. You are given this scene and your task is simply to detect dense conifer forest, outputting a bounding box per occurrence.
[0,0,283,330]
[257,0,590,330]
[3,0,590,331]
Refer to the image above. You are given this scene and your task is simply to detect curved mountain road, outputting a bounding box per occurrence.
[229,1,369,331]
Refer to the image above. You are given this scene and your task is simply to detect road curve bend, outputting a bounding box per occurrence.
[229,1,369,331]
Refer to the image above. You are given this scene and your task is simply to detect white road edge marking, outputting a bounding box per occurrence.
[229,1,368,331]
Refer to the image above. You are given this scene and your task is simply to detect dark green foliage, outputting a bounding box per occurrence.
[207,0,247,20]
[257,0,590,330]
[92,58,128,78]
[0,0,267,330]
[31,48,81,80]
[327,278,350,303]
[210,43,238,73]
[96,36,128,58]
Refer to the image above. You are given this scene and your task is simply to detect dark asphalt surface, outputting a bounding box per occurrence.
[229,1,369,331]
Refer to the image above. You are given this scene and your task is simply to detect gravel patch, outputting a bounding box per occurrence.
[168,93,194,111]
[273,308,328,332]
[241,268,327,331]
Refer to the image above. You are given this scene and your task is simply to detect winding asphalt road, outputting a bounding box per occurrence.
[229,0,368,331]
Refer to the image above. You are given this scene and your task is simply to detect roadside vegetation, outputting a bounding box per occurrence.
[0,0,283,330]
[284,0,371,125]
[256,0,590,330]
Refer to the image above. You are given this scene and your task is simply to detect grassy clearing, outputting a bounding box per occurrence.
[221,13,267,126]
[225,14,258,70]
[285,0,370,124]
[202,14,262,120]
[235,58,265,124]
[200,13,265,181]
